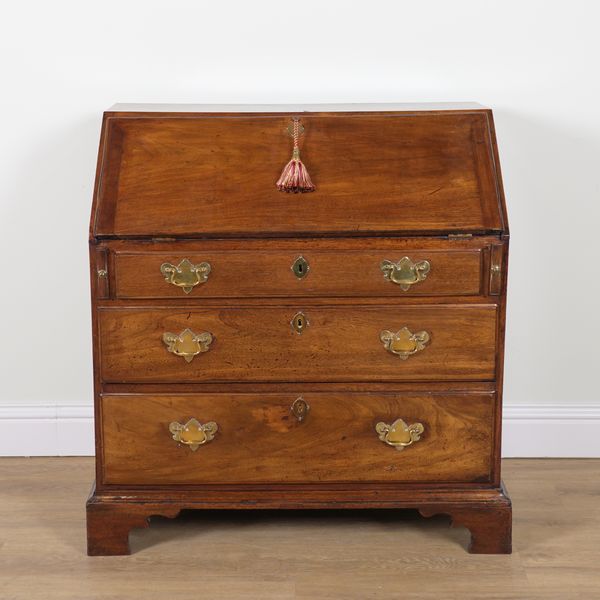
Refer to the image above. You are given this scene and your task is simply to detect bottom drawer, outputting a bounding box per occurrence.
[100,392,496,485]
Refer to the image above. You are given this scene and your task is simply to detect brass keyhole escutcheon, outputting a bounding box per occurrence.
[291,311,309,334]
[292,256,310,279]
[291,397,310,422]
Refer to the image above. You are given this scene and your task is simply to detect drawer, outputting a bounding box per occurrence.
[113,247,484,298]
[101,392,496,485]
[98,305,497,383]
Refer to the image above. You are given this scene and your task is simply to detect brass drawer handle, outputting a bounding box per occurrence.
[380,327,430,360]
[376,419,424,451]
[169,418,218,451]
[160,258,211,294]
[162,328,213,363]
[380,257,430,291]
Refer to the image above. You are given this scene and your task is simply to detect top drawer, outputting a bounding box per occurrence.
[111,245,487,299]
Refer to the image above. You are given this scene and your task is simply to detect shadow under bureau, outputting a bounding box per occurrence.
[87,103,511,555]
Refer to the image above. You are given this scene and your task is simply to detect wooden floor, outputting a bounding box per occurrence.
[0,459,599,599]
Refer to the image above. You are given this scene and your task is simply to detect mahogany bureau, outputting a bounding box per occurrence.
[86,103,511,555]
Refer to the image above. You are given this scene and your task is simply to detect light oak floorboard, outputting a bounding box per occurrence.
[0,458,599,599]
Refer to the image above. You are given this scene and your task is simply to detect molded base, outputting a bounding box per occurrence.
[86,482,512,555]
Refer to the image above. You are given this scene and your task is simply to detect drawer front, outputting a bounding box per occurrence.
[114,248,483,298]
[101,392,495,485]
[98,305,497,383]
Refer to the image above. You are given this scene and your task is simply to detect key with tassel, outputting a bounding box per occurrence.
[276,118,315,193]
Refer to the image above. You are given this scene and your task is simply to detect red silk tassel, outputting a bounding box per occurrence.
[276,118,315,193]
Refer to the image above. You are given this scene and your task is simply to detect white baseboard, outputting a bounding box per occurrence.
[0,405,95,457]
[501,405,600,457]
[0,404,599,458]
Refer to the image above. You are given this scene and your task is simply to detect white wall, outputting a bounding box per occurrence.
[1,0,599,454]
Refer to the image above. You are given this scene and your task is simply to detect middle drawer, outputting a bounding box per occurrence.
[98,305,497,383]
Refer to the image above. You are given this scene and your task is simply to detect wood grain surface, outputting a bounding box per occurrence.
[98,305,497,383]
[100,391,495,485]
[113,246,484,298]
[0,458,596,599]
[92,111,505,237]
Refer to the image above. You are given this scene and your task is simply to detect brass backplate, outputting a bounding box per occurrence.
[162,328,213,362]
[169,418,218,451]
[375,418,424,451]
[380,327,430,360]
[380,257,430,291]
[160,258,211,294]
